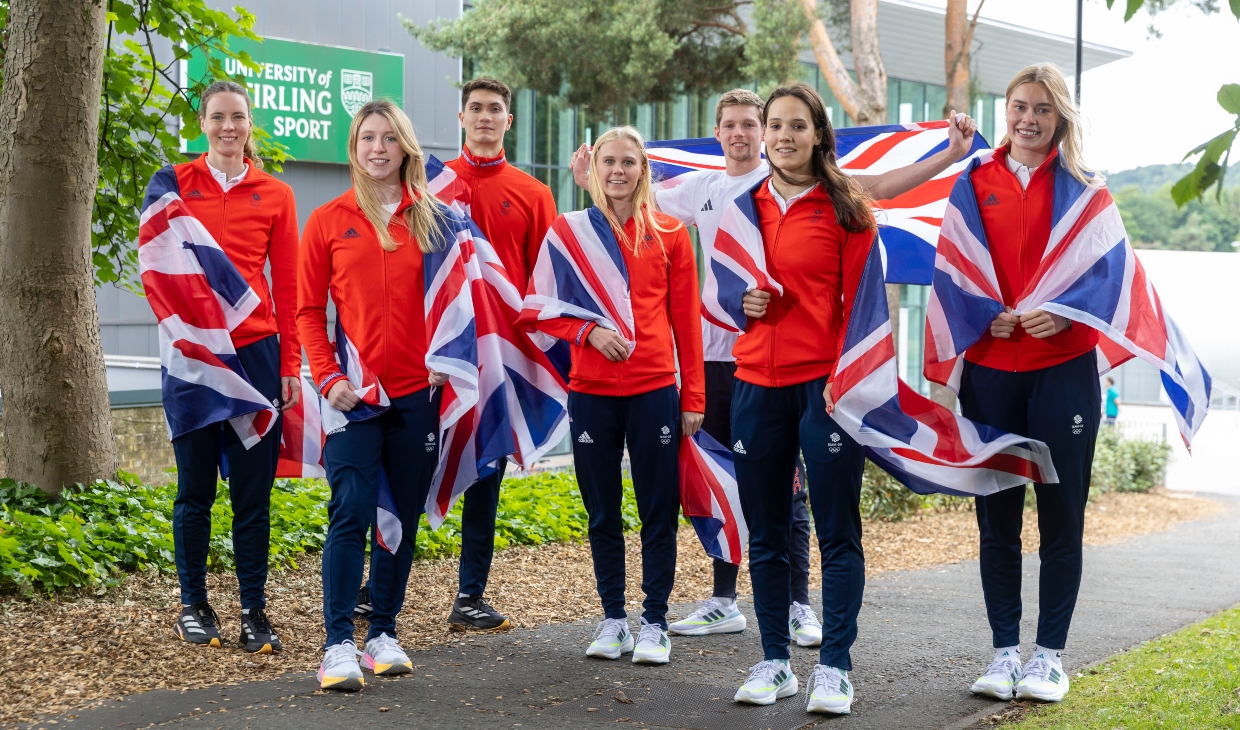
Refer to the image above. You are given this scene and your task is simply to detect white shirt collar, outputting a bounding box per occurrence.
[767,179,818,214]
[205,158,250,193]
[1005,154,1033,190]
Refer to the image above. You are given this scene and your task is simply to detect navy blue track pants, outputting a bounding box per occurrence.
[321,389,441,646]
[732,377,866,668]
[172,335,282,609]
[570,386,680,629]
[959,351,1101,651]
[703,361,810,603]
[458,458,506,597]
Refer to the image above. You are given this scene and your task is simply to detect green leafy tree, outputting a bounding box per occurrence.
[0,0,286,290]
[1113,184,1240,251]
[1105,0,1240,204]
[406,0,867,113]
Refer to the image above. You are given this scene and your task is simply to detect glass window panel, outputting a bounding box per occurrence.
[926,84,947,123]
[994,95,1007,145]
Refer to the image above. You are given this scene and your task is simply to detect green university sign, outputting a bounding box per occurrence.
[186,37,404,165]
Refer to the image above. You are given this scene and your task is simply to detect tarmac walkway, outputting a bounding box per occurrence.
[52,495,1240,730]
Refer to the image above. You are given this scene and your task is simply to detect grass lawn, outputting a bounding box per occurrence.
[1010,605,1240,729]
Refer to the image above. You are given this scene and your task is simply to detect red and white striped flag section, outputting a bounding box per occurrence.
[926,154,1211,447]
[276,377,327,479]
[706,184,784,332]
[647,121,990,286]
[138,166,277,448]
[679,430,748,565]
[517,207,637,350]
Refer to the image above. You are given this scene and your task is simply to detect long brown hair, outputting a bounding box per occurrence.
[763,83,874,233]
[345,99,447,253]
[587,125,681,254]
[1001,64,1101,186]
[198,81,263,171]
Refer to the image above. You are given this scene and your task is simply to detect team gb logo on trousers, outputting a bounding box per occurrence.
[341,69,373,117]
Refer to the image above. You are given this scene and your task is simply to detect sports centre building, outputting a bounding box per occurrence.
[96,0,1130,409]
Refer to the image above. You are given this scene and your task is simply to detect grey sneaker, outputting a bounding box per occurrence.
[734,659,798,705]
[668,597,747,635]
[631,618,671,664]
[318,640,364,691]
[806,664,854,714]
[586,618,633,660]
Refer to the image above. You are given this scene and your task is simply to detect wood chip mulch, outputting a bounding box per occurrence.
[0,488,1221,727]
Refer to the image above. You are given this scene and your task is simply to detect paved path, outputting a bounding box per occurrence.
[55,496,1240,730]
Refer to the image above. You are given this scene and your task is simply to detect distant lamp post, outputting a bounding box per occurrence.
[1075,0,1083,105]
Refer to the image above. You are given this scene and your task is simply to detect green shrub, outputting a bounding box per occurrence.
[1091,426,1172,495]
[0,469,636,595]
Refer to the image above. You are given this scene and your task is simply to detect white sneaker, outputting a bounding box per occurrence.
[362,632,413,676]
[806,664,854,714]
[1015,650,1070,702]
[733,659,798,705]
[668,598,747,636]
[318,640,364,691]
[970,649,1022,700]
[789,601,823,647]
[631,618,671,664]
[585,618,633,660]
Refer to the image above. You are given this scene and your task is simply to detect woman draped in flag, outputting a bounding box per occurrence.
[521,126,705,666]
[162,81,300,655]
[298,100,449,690]
[727,83,876,714]
[946,65,1103,705]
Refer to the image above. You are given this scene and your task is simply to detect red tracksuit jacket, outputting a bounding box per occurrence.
[174,156,301,376]
[297,188,430,399]
[447,146,557,291]
[963,145,1098,371]
[733,181,874,389]
[532,212,706,413]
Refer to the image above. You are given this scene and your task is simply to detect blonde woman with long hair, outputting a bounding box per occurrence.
[297,99,449,690]
[522,125,705,665]
[943,64,1102,704]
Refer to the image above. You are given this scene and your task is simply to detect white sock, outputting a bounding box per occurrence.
[994,645,1020,663]
[1032,644,1063,666]
[458,592,471,599]
[241,608,251,615]
[713,596,737,611]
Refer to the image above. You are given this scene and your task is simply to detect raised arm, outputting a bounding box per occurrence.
[853,112,978,201]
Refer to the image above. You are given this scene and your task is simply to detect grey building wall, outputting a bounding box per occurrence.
[96,0,462,357]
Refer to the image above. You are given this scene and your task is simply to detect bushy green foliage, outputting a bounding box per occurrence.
[1091,427,1172,495]
[0,470,635,595]
[1114,184,1240,252]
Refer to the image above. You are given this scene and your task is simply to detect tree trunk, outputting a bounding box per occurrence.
[799,0,887,125]
[944,0,985,118]
[0,0,116,494]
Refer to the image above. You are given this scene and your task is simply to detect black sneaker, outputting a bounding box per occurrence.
[239,608,282,654]
[353,586,373,623]
[174,601,223,647]
[448,596,512,631]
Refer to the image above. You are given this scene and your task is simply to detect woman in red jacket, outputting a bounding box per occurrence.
[298,100,448,691]
[167,81,300,655]
[728,83,876,714]
[526,126,705,666]
[962,64,1101,705]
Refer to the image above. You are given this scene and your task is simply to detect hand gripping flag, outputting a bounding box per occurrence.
[679,431,748,565]
[832,235,1059,496]
[925,154,1211,447]
[517,206,637,351]
[139,166,277,448]
[646,121,990,287]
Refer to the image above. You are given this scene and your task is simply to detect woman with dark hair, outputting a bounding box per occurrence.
[163,80,300,655]
[729,82,875,714]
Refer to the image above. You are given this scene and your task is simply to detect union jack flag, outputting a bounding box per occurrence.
[926,154,1211,447]
[646,121,990,286]
[276,377,327,479]
[707,182,784,332]
[708,190,1060,495]
[139,166,277,447]
[517,207,637,351]
[426,154,471,216]
[679,431,747,565]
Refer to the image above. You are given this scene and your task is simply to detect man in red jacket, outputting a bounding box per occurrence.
[445,78,558,631]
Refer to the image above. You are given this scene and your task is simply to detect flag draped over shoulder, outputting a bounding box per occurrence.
[926,154,1211,447]
[516,207,636,351]
[139,166,277,448]
[679,431,747,565]
[706,182,784,332]
[646,121,990,286]
[708,187,1060,496]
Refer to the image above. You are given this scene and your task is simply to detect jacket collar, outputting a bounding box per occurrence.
[459,144,507,176]
[994,143,1060,183]
[189,154,263,187]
